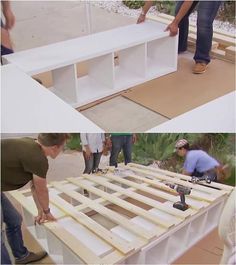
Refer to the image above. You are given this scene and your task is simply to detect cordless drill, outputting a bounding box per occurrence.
[165,183,191,211]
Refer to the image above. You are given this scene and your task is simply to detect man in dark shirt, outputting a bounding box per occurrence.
[1,133,68,264]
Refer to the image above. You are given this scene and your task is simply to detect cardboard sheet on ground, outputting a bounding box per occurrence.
[122,57,235,119]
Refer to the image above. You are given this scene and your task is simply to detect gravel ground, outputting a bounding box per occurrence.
[92,1,236,35]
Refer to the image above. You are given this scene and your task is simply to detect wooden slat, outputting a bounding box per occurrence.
[225,46,236,61]
[121,165,224,199]
[9,191,104,264]
[121,171,217,203]
[225,46,236,55]
[45,222,103,264]
[75,186,138,212]
[49,193,134,255]
[83,174,187,222]
[68,177,173,229]
[127,163,233,192]
[52,181,155,241]
[103,173,206,210]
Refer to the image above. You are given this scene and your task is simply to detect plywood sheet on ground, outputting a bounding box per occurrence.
[122,57,235,118]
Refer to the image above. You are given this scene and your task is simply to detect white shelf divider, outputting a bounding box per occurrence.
[52,64,78,103]
[88,53,114,89]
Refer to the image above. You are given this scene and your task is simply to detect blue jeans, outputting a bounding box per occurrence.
[1,193,29,263]
[83,151,102,174]
[175,1,222,63]
[109,135,132,167]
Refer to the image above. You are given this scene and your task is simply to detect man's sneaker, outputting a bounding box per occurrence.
[15,251,47,264]
[193,62,207,74]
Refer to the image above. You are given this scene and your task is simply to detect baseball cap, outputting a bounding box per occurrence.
[174,139,189,151]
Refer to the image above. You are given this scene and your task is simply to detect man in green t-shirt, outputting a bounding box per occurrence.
[1,133,68,264]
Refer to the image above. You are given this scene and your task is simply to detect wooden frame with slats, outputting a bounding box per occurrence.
[9,163,234,264]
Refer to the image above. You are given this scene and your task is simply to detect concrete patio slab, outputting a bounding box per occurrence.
[81,96,168,132]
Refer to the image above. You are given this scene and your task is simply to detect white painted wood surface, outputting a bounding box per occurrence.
[147,91,236,133]
[3,21,178,107]
[3,21,173,75]
[1,64,103,132]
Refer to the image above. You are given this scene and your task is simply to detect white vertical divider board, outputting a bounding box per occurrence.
[115,43,146,89]
[46,230,63,255]
[89,53,114,88]
[147,37,177,79]
[52,64,78,102]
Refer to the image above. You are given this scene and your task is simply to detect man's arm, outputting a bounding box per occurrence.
[166,1,193,36]
[30,181,43,212]
[137,1,153,24]
[80,133,91,159]
[32,175,56,223]
[132,134,137,144]
[2,1,15,30]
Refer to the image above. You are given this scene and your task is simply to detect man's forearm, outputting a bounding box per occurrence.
[142,1,154,15]
[174,1,193,25]
[30,182,43,212]
[2,1,11,12]
[33,183,50,212]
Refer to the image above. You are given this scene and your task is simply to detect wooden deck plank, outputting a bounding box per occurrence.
[120,166,223,201]
[49,193,135,255]
[127,163,233,193]
[104,174,206,210]
[83,174,186,223]
[68,177,173,229]
[120,171,217,203]
[51,181,155,241]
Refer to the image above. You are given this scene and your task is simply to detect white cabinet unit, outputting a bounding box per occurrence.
[3,21,178,108]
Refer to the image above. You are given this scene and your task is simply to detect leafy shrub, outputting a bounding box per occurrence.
[218,1,236,23]
[122,1,145,9]
[155,1,176,16]
[66,134,81,150]
[132,133,235,186]
[123,0,235,23]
